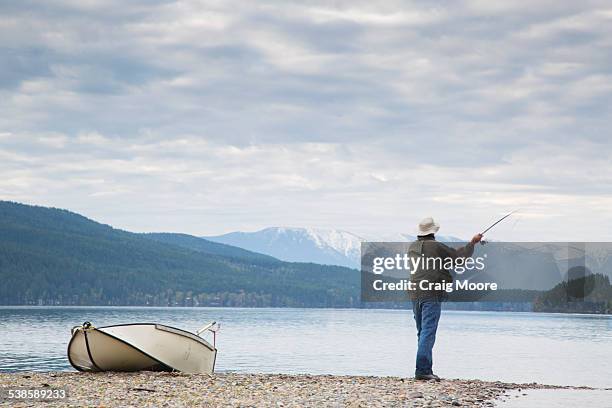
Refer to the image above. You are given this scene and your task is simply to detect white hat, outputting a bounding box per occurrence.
[417,217,440,236]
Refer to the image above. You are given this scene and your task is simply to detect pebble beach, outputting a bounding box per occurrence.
[0,372,568,407]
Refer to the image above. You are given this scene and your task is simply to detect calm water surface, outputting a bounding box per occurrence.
[1,307,611,390]
[497,389,612,407]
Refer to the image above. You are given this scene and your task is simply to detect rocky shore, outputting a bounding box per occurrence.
[0,372,565,407]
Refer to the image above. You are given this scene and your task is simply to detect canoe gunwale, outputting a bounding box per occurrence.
[98,323,216,352]
[153,324,215,352]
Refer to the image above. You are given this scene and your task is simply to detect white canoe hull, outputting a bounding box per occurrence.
[68,323,217,374]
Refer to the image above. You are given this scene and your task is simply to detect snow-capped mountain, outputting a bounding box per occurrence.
[205,227,462,269]
[205,227,364,268]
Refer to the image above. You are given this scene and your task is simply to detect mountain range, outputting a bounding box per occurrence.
[207,229,612,289]
[2,200,609,308]
[205,227,461,268]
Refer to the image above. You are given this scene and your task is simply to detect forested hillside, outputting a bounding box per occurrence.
[0,201,359,307]
[143,232,278,263]
[533,273,612,314]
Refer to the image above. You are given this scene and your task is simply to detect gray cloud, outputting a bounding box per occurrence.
[0,1,611,240]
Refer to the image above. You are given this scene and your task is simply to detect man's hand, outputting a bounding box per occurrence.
[471,233,483,245]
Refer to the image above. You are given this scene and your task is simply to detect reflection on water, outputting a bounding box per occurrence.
[1,307,611,390]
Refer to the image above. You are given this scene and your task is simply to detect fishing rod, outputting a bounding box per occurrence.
[479,209,519,244]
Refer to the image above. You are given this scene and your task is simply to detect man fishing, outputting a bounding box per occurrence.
[409,217,482,381]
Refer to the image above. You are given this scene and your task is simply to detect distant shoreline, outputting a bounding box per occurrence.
[1,304,610,316]
[0,372,574,407]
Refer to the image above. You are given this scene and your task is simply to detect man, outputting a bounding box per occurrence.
[408,217,482,381]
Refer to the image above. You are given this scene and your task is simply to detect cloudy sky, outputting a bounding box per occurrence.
[1,0,611,240]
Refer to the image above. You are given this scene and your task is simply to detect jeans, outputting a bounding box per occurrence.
[412,299,442,375]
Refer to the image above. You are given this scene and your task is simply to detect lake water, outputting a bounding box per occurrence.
[1,307,611,391]
[497,389,612,407]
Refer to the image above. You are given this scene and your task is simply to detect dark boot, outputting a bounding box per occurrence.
[415,373,441,381]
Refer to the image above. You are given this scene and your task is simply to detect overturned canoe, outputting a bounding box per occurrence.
[68,321,217,374]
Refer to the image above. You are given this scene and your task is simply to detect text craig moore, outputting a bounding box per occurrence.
[368,253,498,292]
